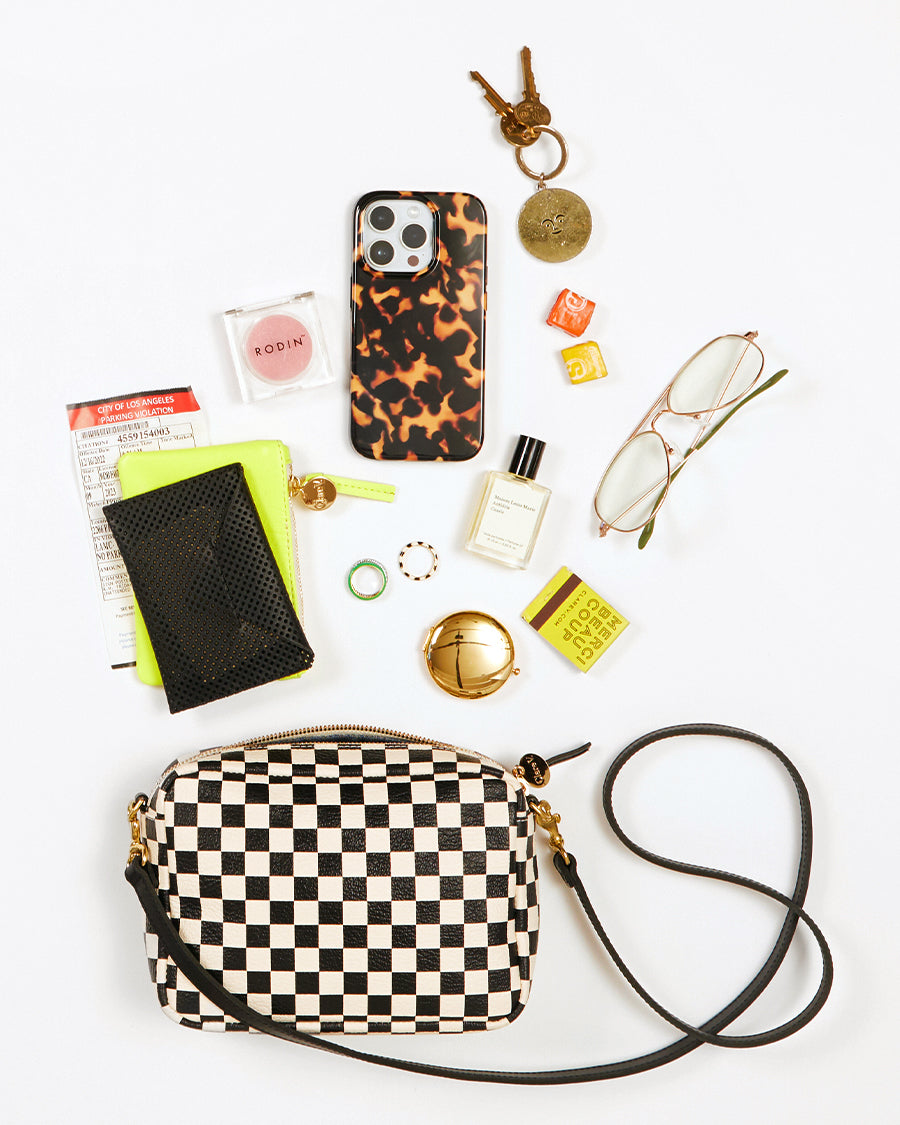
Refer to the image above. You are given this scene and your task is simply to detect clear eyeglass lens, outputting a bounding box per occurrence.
[668,335,763,416]
[595,430,670,532]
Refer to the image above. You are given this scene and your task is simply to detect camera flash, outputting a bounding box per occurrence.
[408,255,420,267]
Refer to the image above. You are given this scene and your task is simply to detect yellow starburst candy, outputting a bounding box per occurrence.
[561,340,607,385]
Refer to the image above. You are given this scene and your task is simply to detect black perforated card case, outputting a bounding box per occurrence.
[103,463,314,712]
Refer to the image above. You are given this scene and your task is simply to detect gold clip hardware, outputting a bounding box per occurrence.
[529,797,570,865]
[127,794,149,865]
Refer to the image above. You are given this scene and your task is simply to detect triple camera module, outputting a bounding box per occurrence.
[361,198,435,273]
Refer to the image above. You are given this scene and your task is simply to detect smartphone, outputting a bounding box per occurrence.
[350,190,486,461]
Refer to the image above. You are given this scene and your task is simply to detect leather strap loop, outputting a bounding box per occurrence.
[303,473,395,503]
[545,741,592,768]
[125,723,832,1084]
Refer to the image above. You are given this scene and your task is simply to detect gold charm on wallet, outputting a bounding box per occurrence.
[296,475,338,510]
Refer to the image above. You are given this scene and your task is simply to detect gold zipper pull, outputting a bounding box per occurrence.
[127,794,149,865]
[513,753,550,787]
[289,472,337,510]
[289,472,395,511]
[514,743,591,787]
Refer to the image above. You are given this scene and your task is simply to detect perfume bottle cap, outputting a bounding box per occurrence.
[508,435,546,480]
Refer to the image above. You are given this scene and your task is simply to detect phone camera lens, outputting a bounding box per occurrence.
[401,223,427,249]
[368,205,394,232]
[369,240,394,267]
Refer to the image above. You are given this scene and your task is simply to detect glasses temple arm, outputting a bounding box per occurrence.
[688,367,789,456]
[637,367,788,549]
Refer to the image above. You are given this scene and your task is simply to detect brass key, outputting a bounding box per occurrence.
[514,46,552,129]
[470,70,538,146]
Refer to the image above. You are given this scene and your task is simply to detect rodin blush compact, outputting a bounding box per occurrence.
[223,292,333,402]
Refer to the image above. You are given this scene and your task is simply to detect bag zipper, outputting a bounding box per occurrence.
[151,724,525,795]
[137,727,570,871]
[285,462,304,625]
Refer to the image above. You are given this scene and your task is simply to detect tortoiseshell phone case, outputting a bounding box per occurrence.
[350,191,486,461]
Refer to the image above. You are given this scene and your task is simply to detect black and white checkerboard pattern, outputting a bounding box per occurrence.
[143,740,540,1034]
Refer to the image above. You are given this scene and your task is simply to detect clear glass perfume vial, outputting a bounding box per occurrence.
[465,435,551,569]
[222,291,334,403]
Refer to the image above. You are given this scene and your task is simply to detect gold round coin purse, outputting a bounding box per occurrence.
[423,611,520,699]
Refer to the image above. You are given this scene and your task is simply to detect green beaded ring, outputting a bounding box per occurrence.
[347,558,388,601]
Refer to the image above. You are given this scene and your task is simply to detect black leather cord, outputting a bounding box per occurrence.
[595,723,833,1050]
[125,723,832,1084]
[545,741,592,767]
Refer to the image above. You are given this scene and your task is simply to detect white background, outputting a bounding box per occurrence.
[2,1,897,1121]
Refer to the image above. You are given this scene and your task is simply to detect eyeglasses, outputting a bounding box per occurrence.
[593,332,769,539]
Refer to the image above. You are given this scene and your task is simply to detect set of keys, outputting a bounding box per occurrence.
[471,47,551,146]
[470,47,592,263]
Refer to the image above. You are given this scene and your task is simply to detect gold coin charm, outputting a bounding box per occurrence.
[297,475,337,510]
[518,187,592,263]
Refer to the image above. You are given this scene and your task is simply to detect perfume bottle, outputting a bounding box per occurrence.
[465,436,551,569]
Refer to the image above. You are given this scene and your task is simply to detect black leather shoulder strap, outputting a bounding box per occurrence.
[125,723,832,1084]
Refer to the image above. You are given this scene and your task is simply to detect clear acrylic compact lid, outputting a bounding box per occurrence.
[222,291,334,403]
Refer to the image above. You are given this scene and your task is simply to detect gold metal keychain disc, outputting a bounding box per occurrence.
[518,187,592,262]
[516,128,592,262]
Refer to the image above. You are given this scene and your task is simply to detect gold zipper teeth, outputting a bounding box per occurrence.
[151,724,522,795]
[285,464,304,626]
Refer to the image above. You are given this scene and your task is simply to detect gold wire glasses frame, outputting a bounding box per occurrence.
[593,332,767,538]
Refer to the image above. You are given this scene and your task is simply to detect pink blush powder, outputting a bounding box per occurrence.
[244,314,313,383]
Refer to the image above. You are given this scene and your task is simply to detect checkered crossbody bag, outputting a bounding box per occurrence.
[125,724,833,1084]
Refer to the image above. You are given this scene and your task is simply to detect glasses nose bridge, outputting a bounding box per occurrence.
[647,404,677,456]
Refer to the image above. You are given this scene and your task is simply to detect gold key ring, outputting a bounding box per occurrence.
[515,126,569,182]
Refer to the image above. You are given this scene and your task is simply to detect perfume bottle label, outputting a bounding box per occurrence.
[473,481,541,555]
